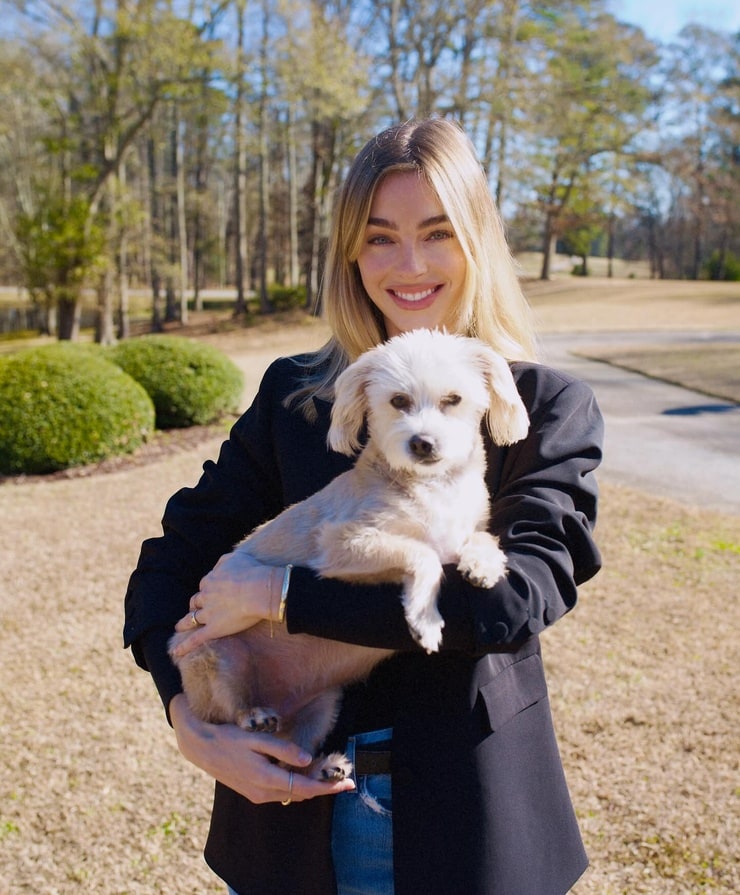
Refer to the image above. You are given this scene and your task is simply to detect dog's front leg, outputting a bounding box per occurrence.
[400,553,446,653]
[458,530,508,588]
[316,524,445,653]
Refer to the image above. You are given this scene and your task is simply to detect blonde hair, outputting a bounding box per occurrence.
[291,117,537,416]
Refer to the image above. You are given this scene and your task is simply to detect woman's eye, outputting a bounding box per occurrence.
[441,394,461,407]
[368,234,392,245]
[390,394,411,410]
[428,229,453,241]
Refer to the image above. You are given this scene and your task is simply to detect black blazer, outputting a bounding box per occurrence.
[124,354,603,895]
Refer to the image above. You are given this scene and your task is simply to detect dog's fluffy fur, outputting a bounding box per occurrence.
[169,329,529,779]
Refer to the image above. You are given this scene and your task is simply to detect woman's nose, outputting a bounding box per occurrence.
[397,241,426,275]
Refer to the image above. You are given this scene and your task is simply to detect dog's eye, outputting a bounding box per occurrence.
[390,394,411,411]
[441,394,462,407]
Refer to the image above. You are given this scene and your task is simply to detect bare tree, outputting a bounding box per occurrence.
[232,0,251,316]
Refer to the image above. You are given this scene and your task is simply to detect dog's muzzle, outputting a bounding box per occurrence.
[408,434,439,463]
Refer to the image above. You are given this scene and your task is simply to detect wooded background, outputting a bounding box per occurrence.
[0,0,737,340]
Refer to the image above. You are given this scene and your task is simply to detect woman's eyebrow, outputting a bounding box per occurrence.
[366,214,450,230]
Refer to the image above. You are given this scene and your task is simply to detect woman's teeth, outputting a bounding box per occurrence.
[393,287,436,302]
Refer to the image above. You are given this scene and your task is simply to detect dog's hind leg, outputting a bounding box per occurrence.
[288,689,352,781]
[174,635,278,731]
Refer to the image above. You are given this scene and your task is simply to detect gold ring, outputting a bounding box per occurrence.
[190,610,200,627]
[281,770,294,806]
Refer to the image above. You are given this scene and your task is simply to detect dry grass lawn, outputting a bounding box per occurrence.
[526,276,740,402]
[524,275,739,334]
[1,278,738,893]
[573,343,740,404]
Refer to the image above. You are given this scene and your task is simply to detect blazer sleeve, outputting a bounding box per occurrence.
[285,364,603,654]
[123,359,291,715]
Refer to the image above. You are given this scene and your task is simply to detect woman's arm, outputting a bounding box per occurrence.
[125,357,358,803]
[123,359,299,712]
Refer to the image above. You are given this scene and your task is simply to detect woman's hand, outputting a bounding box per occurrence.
[171,551,279,658]
[170,694,354,804]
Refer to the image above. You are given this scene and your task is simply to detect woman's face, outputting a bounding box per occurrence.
[356,172,467,338]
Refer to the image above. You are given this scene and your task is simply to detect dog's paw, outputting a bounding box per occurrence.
[406,609,444,654]
[312,752,353,782]
[235,706,280,733]
[460,561,505,589]
[458,538,507,589]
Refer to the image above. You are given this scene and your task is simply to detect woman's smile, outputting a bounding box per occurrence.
[389,285,440,306]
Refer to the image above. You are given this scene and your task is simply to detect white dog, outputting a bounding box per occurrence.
[169,329,529,779]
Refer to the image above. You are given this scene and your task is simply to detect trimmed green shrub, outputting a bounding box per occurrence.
[0,344,155,475]
[108,335,243,428]
[704,250,740,282]
[268,284,307,311]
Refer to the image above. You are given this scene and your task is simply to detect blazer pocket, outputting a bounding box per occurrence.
[479,653,548,733]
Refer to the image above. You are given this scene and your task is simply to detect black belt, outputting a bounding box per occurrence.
[354,745,392,776]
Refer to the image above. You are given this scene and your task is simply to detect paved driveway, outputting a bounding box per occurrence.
[541,331,740,516]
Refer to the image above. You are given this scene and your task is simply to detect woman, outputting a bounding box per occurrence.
[124,117,603,895]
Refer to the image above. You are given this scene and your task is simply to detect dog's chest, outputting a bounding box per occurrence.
[393,475,488,561]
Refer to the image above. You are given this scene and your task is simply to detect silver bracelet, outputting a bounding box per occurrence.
[277,564,293,624]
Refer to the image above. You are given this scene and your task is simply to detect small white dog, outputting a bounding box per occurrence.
[169,329,529,779]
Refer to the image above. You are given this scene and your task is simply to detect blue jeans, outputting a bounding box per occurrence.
[331,728,394,895]
[226,728,394,895]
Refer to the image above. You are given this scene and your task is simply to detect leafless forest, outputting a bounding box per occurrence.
[1,1,738,340]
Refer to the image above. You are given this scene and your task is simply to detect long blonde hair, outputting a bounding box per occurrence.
[291,117,537,416]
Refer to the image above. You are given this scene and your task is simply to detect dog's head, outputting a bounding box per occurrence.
[328,329,529,473]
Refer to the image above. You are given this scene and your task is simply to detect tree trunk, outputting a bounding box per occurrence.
[491,0,520,207]
[388,0,407,119]
[96,266,116,344]
[287,108,300,290]
[304,125,319,312]
[145,136,163,333]
[117,159,130,340]
[606,213,615,279]
[117,226,130,340]
[305,119,336,315]
[691,215,703,280]
[57,294,81,341]
[165,277,177,321]
[175,113,189,323]
[151,270,163,332]
[193,139,207,311]
[539,216,556,280]
[96,178,116,344]
[233,0,249,317]
[256,0,271,314]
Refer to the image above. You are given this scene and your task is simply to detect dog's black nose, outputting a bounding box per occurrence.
[409,434,436,459]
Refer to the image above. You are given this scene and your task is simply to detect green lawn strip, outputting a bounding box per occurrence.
[574,343,740,404]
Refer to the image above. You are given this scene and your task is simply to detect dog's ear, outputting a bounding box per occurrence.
[474,345,529,446]
[327,355,372,455]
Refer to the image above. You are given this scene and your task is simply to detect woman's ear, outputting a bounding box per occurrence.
[327,357,371,455]
[474,345,529,446]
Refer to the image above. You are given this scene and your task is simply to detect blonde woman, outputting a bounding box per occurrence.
[125,118,602,895]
